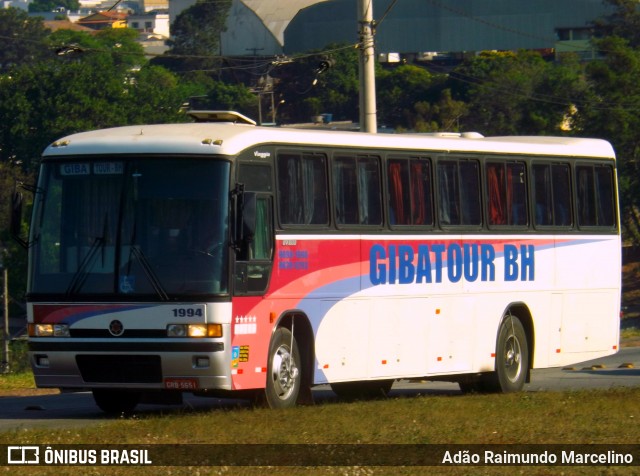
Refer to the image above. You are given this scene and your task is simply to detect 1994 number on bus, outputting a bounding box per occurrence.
[171,307,204,318]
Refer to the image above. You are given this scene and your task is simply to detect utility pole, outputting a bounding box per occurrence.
[358,0,377,133]
[1,249,8,372]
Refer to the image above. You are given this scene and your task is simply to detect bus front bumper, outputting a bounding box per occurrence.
[28,338,233,391]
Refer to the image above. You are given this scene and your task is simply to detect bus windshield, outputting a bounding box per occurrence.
[29,157,230,298]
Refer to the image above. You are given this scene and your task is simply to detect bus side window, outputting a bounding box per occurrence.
[235,162,275,295]
[235,195,273,295]
[552,164,572,226]
[533,164,552,226]
[437,159,480,227]
[508,163,528,226]
[487,161,528,227]
[533,163,572,227]
[277,152,329,226]
[577,164,616,228]
[388,159,410,225]
[333,155,382,226]
[438,161,459,225]
[248,196,273,260]
[460,161,481,225]
[388,157,433,226]
[595,166,616,227]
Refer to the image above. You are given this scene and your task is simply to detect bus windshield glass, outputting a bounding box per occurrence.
[29,157,230,298]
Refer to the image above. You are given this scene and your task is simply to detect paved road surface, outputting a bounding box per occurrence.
[1,347,639,432]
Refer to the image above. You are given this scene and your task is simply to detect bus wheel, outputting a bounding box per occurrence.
[92,389,140,415]
[264,327,301,409]
[493,314,529,392]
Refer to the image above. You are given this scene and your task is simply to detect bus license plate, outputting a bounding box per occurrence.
[164,378,199,390]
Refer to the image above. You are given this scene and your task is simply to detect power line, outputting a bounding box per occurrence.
[425,0,602,55]
[3,8,640,112]
[376,0,399,28]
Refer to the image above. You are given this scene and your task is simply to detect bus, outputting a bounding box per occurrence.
[16,111,621,413]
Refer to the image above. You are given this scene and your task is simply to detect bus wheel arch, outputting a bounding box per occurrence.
[508,303,535,377]
[491,304,534,392]
[264,311,314,407]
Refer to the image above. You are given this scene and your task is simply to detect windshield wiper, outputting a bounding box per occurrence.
[125,196,169,301]
[65,213,108,296]
[128,245,169,301]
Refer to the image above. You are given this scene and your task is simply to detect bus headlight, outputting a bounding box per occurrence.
[29,324,70,337]
[166,324,222,338]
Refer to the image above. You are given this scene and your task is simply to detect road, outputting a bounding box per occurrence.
[1,347,639,432]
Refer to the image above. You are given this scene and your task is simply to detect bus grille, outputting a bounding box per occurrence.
[76,355,162,383]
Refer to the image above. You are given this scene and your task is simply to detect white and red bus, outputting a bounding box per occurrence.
[19,112,621,412]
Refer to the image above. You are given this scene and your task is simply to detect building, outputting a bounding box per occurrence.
[168,0,613,59]
[169,0,331,56]
[43,19,96,33]
[128,10,170,55]
[2,0,28,10]
[284,0,612,59]
[139,0,168,12]
[76,10,128,30]
[127,10,169,37]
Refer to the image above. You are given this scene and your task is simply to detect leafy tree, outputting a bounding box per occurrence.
[154,0,232,73]
[592,0,640,48]
[181,77,258,120]
[205,80,257,113]
[0,27,191,169]
[0,162,32,306]
[411,89,468,133]
[377,64,446,130]
[450,50,582,136]
[126,65,201,125]
[0,29,142,167]
[0,8,51,73]
[574,36,640,241]
[271,45,360,124]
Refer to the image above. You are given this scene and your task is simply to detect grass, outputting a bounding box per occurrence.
[621,326,640,340]
[0,371,34,390]
[5,386,640,444]
[1,388,640,475]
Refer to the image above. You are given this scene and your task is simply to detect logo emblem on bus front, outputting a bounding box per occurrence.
[109,320,124,337]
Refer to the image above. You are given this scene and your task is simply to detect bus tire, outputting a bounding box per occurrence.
[92,389,140,415]
[263,327,301,409]
[491,314,529,393]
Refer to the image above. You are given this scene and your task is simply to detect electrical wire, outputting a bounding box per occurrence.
[424,0,602,54]
[2,5,638,111]
[376,0,399,28]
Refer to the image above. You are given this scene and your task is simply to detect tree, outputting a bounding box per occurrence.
[450,50,582,136]
[0,23,203,311]
[0,8,51,73]
[0,161,32,306]
[592,0,640,48]
[574,36,640,241]
[0,27,192,169]
[377,64,446,130]
[269,46,360,124]
[154,0,232,73]
[126,65,200,125]
[411,89,468,133]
